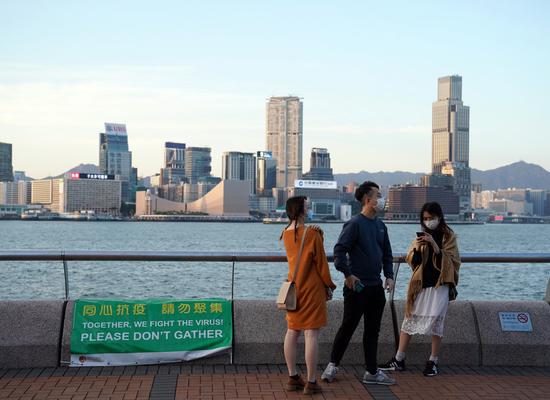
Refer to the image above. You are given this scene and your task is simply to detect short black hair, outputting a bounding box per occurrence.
[354,181,379,203]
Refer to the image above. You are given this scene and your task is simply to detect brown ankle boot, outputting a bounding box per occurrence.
[284,374,306,391]
[303,381,322,395]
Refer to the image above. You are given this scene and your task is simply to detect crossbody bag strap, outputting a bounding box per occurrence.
[290,226,309,283]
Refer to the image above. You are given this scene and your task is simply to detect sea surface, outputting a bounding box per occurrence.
[0,221,549,301]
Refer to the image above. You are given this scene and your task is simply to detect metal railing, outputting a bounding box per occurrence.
[1,250,550,300]
[2,250,550,353]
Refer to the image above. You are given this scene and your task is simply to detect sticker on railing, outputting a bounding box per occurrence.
[70,298,232,366]
[498,311,533,332]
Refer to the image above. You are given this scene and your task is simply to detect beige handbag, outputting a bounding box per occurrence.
[277,227,308,310]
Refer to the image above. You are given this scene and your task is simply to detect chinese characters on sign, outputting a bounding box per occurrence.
[71,299,232,367]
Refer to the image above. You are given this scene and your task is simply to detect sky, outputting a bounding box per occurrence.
[1,0,549,179]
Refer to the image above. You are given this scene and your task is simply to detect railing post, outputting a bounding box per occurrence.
[230,258,236,365]
[390,261,401,352]
[62,251,70,300]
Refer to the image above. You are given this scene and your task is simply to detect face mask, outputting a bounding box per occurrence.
[307,209,313,220]
[424,218,439,230]
[374,197,386,212]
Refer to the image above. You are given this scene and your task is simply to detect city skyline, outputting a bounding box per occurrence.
[1,1,549,178]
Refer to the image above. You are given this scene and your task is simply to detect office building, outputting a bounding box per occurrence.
[302,148,334,181]
[420,173,454,189]
[527,189,546,216]
[266,96,303,188]
[161,142,186,185]
[0,182,18,204]
[256,151,277,196]
[99,123,134,203]
[13,171,27,182]
[185,147,212,183]
[0,142,14,182]
[386,185,460,220]
[432,76,471,209]
[222,151,256,195]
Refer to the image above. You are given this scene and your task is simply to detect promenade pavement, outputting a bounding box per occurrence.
[1,364,549,400]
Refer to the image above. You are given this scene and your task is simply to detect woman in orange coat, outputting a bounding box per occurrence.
[280,196,337,395]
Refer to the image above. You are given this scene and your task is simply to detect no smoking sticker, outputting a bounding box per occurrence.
[499,312,533,332]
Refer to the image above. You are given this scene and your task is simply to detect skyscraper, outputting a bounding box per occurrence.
[0,142,14,182]
[266,96,303,188]
[256,151,277,196]
[302,148,334,181]
[161,142,186,185]
[222,152,256,195]
[432,76,471,209]
[185,147,212,183]
[99,123,134,203]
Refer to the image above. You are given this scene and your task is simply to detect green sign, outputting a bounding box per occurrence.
[70,298,232,366]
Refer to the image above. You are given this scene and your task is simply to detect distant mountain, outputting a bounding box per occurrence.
[471,161,550,190]
[334,171,424,188]
[45,163,100,179]
[335,161,550,190]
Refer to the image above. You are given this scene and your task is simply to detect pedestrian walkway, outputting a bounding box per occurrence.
[1,364,549,400]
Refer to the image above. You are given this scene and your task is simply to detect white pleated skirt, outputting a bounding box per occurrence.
[401,285,449,337]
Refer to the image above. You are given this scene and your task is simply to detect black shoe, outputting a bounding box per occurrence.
[379,356,406,371]
[423,360,438,377]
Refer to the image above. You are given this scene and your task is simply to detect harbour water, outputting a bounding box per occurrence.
[0,221,549,301]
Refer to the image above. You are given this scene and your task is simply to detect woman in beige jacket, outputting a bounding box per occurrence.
[380,202,461,377]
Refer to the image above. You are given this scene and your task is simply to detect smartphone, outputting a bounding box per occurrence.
[416,232,425,237]
[354,281,365,293]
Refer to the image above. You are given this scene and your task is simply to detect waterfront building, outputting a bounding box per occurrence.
[266,96,303,188]
[31,174,121,215]
[18,181,31,205]
[488,199,533,215]
[136,180,250,217]
[0,142,14,182]
[249,195,276,214]
[527,189,546,216]
[222,151,256,195]
[256,151,276,196]
[386,185,460,220]
[432,75,471,209]
[99,123,134,203]
[546,192,550,216]
[287,179,340,220]
[0,182,18,204]
[185,147,212,183]
[302,148,334,181]
[161,142,186,185]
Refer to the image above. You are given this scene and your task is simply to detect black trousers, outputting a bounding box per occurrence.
[330,285,386,373]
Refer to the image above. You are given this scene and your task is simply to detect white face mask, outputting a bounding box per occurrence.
[424,218,440,230]
[374,197,386,212]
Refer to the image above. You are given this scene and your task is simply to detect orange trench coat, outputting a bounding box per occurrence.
[282,226,337,330]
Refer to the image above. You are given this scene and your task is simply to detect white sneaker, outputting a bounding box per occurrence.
[362,369,396,385]
[321,362,339,383]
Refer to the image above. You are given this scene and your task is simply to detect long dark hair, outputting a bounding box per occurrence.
[279,196,307,242]
[420,201,453,236]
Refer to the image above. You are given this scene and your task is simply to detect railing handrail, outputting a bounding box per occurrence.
[1,250,550,263]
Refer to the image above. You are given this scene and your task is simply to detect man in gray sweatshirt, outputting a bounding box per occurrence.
[321,181,396,385]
